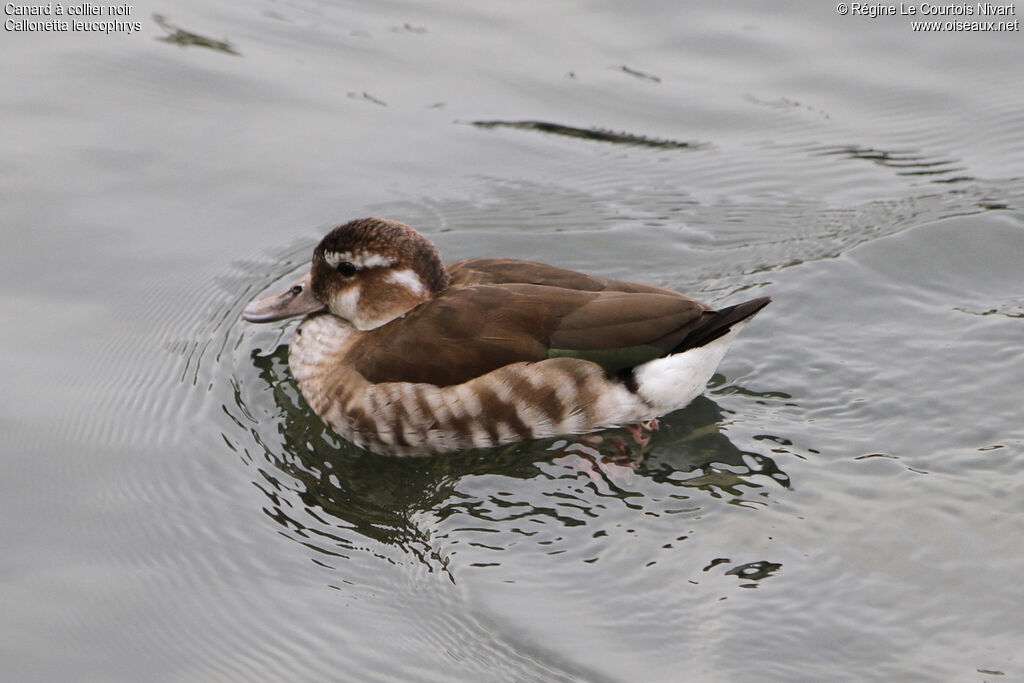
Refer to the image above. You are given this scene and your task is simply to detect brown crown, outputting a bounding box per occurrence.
[313,218,452,293]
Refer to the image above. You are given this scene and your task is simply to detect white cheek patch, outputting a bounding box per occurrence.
[334,286,361,321]
[386,268,428,296]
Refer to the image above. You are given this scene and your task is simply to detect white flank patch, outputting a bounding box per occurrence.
[386,268,428,296]
[632,327,743,415]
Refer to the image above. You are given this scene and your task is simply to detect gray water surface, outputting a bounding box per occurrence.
[3,1,1023,681]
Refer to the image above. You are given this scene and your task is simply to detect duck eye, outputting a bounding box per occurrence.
[336,261,357,277]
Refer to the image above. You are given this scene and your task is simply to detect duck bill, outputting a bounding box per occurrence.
[242,272,326,322]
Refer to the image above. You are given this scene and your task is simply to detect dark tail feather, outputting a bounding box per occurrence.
[671,296,771,354]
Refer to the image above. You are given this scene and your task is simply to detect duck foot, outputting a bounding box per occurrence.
[580,432,647,463]
[553,434,646,487]
[622,418,660,447]
[559,447,637,488]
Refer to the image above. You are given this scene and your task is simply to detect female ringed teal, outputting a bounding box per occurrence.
[243,218,770,456]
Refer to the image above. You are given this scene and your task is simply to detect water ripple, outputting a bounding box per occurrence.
[470,119,707,150]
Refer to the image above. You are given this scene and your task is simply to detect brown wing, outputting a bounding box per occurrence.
[346,259,715,386]
[346,285,557,385]
[448,258,687,296]
[450,259,713,356]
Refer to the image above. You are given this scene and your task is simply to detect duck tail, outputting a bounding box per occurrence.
[622,296,770,413]
[671,295,771,354]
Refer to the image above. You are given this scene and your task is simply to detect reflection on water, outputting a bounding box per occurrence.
[471,120,706,150]
[232,341,793,589]
[811,144,968,182]
[153,14,241,55]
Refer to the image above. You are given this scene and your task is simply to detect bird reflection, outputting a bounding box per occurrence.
[241,343,791,575]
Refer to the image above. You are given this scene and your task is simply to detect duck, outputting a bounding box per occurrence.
[242,218,770,457]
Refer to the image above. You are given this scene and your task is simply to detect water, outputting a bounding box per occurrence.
[3,1,1023,680]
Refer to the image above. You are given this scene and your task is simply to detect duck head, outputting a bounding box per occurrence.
[242,218,451,329]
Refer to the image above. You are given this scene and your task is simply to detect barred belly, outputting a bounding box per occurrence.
[289,315,651,456]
